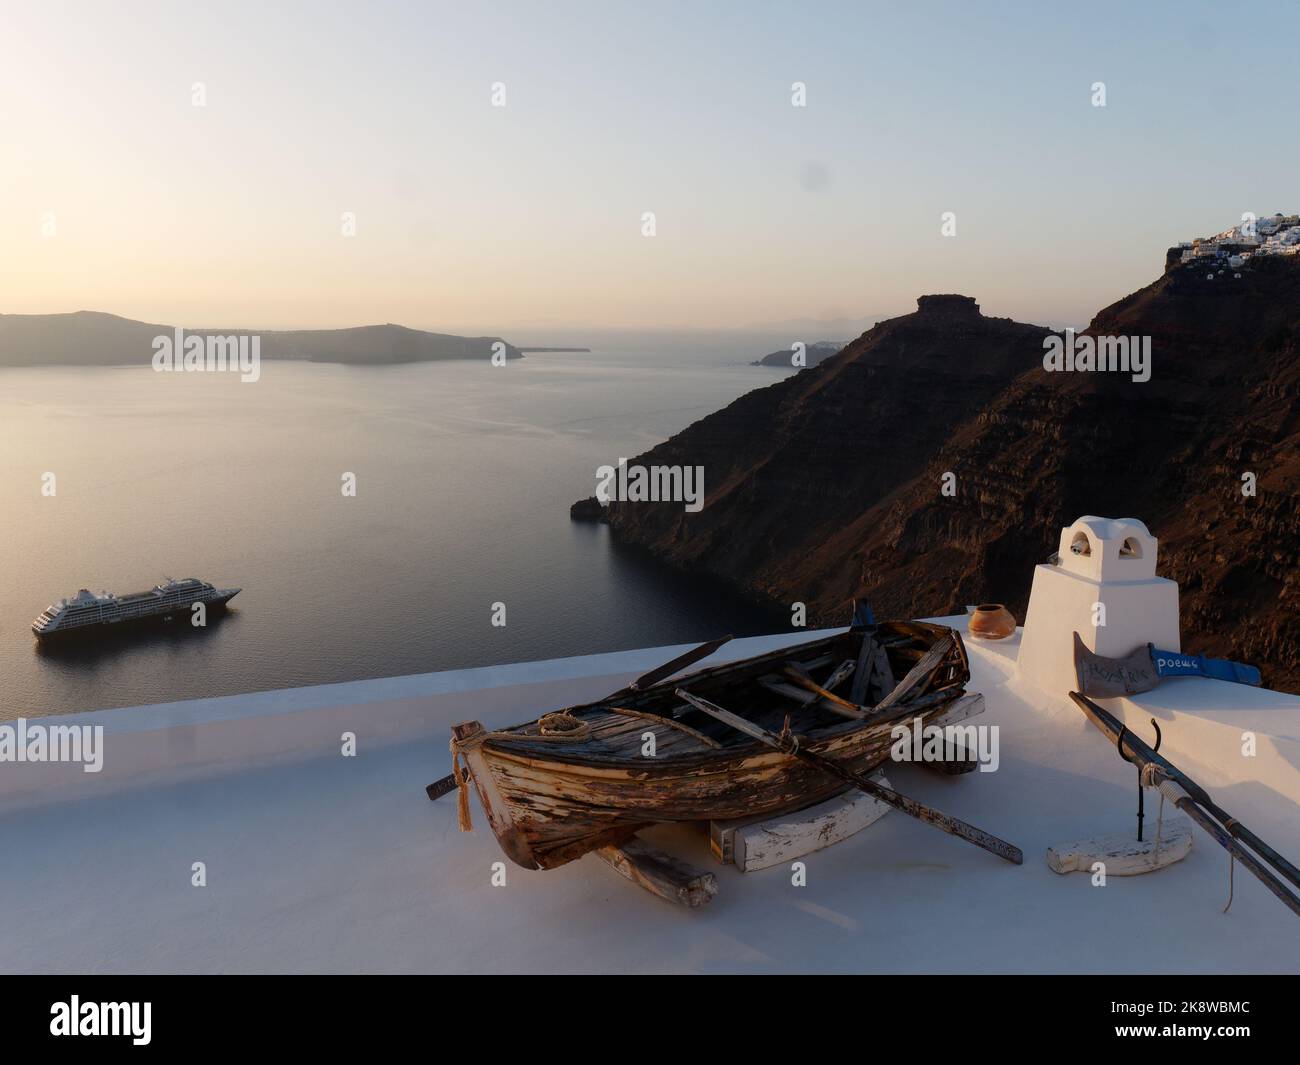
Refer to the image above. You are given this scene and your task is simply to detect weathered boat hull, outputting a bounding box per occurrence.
[453,703,956,869]
[450,622,970,871]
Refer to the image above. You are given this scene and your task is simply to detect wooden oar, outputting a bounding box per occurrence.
[612,635,734,695]
[760,676,862,721]
[676,689,1023,865]
[426,768,465,801]
[1196,791,1300,895]
[1157,781,1300,918]
[781,665,867,718]
[759,676,817,707]
[1070,691,1300,916]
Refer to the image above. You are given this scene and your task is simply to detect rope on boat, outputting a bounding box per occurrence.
[473,712,595,744]
[536,711,592,739]
[449,740,473,832]
[448,712,592,833]
[449,710,596,830]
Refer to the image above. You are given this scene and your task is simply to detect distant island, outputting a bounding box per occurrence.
[516,347,592,353]
[0,311,523,367]
[752,339,847,368]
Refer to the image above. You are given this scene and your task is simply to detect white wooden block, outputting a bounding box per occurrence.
[730,771,892,872]
[708,694,983,867]
[1046,817,1194,876]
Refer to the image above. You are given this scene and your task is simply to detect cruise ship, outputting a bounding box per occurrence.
[32,578,240,640]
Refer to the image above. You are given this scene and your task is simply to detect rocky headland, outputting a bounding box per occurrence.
[579,235,1300,692]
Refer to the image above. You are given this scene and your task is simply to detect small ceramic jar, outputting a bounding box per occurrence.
[968,603,1016,640]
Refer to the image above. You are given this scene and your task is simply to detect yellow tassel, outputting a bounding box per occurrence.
[450,741,473,832]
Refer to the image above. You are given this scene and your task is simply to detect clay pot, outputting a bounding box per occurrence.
[968,603,1016,640]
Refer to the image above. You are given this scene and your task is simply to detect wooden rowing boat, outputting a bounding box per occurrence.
[448,620,970,871]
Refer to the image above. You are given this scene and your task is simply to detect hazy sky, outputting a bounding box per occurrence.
[3,1,1298,333]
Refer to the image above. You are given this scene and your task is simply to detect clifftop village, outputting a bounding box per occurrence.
[1174,212,1300,271]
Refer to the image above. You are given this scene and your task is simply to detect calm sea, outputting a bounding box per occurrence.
[0,333,799,719]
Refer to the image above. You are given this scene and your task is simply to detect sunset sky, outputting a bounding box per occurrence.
[4,0,1298,333]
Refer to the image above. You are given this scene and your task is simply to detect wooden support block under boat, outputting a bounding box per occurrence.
[710,770,892,871]
[919,747,980,775]
[902,691,985,730]
[593,836,719,907]
[907,692,986,774]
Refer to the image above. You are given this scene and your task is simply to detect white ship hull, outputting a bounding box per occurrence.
[32,579,240,641]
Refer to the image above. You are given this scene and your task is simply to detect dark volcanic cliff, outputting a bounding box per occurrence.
[601,293,1052,616]
[597,265,1300,693]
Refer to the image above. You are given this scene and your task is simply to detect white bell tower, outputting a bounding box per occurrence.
[1017,516,1180,694]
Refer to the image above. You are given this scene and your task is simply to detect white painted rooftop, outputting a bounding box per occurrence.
[2,620,1298,974]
